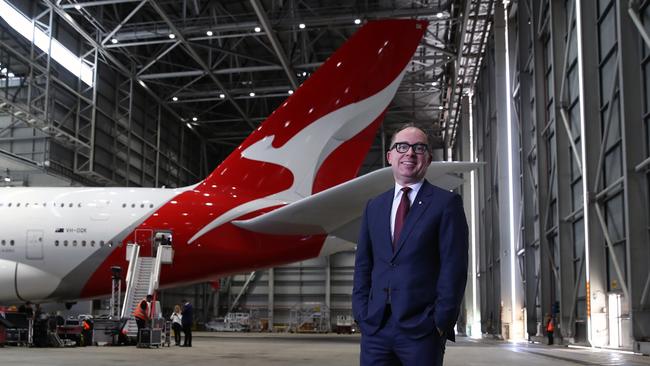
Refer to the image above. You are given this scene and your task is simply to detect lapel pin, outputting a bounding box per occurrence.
[418,201,422,205]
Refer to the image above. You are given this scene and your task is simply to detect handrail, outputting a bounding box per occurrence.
[148,246,164,296]
[120,244,140,319]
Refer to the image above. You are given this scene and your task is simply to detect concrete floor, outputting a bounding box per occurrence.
[1,332,650,366]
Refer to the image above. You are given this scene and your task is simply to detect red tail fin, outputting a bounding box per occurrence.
[202,19,427,197]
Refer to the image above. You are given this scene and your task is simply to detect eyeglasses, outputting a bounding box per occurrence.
[390,142,429,154]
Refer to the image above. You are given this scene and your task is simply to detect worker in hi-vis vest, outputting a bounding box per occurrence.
[133,294,152,344]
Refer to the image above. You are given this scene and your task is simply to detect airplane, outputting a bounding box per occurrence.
[0,19,478,305]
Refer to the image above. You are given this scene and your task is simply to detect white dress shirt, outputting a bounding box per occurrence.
[390,180,424,240]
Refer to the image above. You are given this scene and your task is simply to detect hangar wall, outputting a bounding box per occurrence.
[467,0,650,351]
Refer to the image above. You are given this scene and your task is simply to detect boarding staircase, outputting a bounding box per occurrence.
[121,243,172,338]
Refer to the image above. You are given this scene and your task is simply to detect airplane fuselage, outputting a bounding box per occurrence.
[0,185,325,303]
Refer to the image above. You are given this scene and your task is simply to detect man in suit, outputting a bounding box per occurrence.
[353,124,468,366]
[181,299,193,347]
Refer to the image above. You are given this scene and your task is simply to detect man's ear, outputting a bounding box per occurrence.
[386,150,392,165]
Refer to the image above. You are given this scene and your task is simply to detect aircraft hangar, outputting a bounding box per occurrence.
[1,0,650,365]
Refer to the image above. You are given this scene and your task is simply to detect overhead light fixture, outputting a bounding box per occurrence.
[438,105,444,110]
[3,177,10,182]
[254,26,261,33]
[0,0,94,86]
[186,123,192,129]
[168,33,176,39]
[172,96,178,101]
[298,23,306,29]
[206,30,213,36]
[249,92,255,97]
[301,71,307,77]
[432,81,438,86]
[354,18,361,25]
[219,93,225,99]
[111,38,118,44]
[74,4,81,10]
[192,117,198,122]
[436,12,444,18]
[7,72,14,78]
[138,80,146,87]
[288,90,294,95]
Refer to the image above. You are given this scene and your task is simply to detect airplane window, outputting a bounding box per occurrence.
[100,240,105,247]
[1,240,5,245]
[16,203,21,207]
[43,203,46,207]
[38,237,42,242]
[73,240,77,246]
[60,203,64,208]
[78,203,81,208]
[0,203,3,207]
[68,203,73,208]
[55,240,59,246]
[7,203,11,207]
[64,240,68,247]
[10,240,14,246]
[108,241,113,247]
[149,204,154,208]
[91,240,95,247]
[82,240,86,247]
[122,203,126,208]
[140,204,144,208]
[131,203,135,208]
[25,203,29,207]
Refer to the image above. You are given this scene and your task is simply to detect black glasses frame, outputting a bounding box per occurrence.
[390,142,429,154]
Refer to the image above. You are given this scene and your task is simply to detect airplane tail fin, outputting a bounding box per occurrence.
[201,19,427,199]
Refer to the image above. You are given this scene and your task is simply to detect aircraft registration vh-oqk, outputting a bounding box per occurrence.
[0,19,478,304]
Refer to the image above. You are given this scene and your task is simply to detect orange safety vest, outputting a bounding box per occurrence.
[546,318,554,332]
[132,300,150,320]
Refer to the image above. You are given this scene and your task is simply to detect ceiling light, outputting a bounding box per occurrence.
[74,4,81,10]
[186,123,192,129]
[168,33,176,39]
[288,90,294,95]
[354,18,361,25]
[219,93,225,99]
[172,96,178,101]
[299,23,306,29]
[437,12,444,18]
[111,38,118,44]
[301,71,307,77]
[438,105,444,110]
[206,30,213,36]
[192,117,198,122]
[249,92,255,97]
[138,80,146,87]
[432,81,438,86]
[7,72,14,77]
[254,26,261,33]
[3,177,10,182]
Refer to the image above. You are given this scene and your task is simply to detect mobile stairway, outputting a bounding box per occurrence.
[121,243,173,339]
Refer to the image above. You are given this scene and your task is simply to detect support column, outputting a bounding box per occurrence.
[268,268,274,331]
[575,0,607,347]
[494,0,524,340]
[617,0,650,349]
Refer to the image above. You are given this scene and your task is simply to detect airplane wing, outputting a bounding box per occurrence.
[232,162,482,243]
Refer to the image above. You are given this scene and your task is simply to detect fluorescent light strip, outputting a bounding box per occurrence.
[575,0,592,346]
[469,90,480,338]
[0,0,94,86]
[503,0,518,338]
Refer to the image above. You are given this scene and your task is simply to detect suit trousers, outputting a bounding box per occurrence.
[360,306,445,366]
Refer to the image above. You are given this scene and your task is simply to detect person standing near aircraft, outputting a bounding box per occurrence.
[170,304,183,346]
[133,294,152,345]
[353,124,469,366]
[181,299,193,347]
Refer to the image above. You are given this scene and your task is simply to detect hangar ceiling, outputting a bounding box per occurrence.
[1,0,494,185]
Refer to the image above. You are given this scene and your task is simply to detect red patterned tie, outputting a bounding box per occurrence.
[393,187,412,249]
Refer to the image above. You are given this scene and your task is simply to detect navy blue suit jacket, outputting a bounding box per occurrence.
[181,302,193,327]
[352,180,468,341]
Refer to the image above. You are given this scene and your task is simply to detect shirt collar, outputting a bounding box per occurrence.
[393,180,424,200]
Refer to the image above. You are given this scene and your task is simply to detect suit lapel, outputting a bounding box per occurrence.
[378,189,395,256]
[392,181,435,259]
